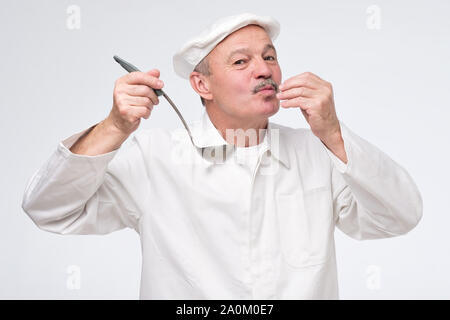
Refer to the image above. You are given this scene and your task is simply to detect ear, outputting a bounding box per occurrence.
[189,71,213,102]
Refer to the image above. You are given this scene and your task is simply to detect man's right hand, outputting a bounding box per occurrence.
[107,69,164,136]
[69,70,164,156]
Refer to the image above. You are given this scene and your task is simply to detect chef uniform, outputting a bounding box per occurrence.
[21,13,423,299]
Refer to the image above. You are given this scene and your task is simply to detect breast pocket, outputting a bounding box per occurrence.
[276,186,333,268]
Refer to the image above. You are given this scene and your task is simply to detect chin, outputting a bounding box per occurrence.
[256,101,279,117]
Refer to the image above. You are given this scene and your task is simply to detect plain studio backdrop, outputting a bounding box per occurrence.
[0,0,448,299]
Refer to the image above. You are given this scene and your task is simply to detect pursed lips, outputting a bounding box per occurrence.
[260,85,274,91]
[257,84,277,94]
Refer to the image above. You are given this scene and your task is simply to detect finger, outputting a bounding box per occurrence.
[280,96,312,110]
[277,86,316,100]
[126,95,153,108]
[301,108,309,120]
[299,71,325,82]
[279,72,322,92]
[146,69,160,78]
[126,85,160,105]
[126,71,164,89]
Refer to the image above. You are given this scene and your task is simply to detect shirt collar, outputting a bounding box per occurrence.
[266,121,291,169]
[191,109,228,148]
[190,109,290,169]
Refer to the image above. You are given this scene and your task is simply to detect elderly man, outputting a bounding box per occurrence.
[22,13,422,299]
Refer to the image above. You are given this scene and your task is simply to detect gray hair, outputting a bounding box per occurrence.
[193,55,211,106]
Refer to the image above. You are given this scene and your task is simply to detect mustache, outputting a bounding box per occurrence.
[253,79,279,94]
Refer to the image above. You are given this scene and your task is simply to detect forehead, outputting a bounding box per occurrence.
[210,24,274,59]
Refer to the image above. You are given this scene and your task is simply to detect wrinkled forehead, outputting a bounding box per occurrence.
[209,24,274,61]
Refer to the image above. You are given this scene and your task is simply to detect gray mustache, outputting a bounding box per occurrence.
[254,79,279,94]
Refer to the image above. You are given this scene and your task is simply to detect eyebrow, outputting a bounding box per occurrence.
[227,43,277,61]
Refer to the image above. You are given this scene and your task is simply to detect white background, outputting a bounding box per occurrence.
[1,0,449,299]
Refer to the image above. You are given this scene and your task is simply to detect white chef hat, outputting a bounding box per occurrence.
[173,12,280,79]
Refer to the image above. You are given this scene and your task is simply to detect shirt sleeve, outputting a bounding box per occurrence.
[324,120,423,240]
[21,123,148,235]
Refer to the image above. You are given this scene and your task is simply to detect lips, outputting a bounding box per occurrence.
[259,85,274,91]
[258,85,276,94]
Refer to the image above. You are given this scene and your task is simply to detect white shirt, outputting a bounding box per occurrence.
[235,134,268,173]
[21,109,423,299]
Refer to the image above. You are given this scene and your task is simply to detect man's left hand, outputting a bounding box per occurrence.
[276,72,347,163]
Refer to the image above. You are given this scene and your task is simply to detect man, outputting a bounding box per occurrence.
[21,13,422,299]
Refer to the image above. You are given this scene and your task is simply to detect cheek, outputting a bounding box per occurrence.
[231,76,250,96]
[215,75,248,100]
[273,67,282,84]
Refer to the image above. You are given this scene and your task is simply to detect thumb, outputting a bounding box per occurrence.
[301,109,310,122]
[146,69,160,78]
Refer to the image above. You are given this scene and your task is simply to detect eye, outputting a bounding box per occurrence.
[265,56,276,61]
[234,59,246,65]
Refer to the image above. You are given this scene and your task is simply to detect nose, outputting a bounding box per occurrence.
[253,57,272,79]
